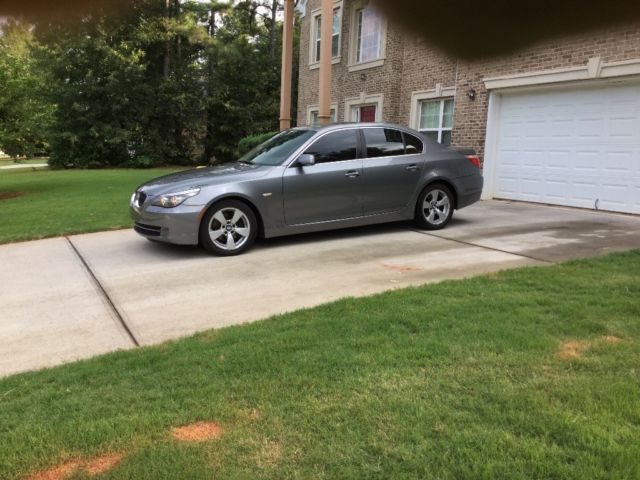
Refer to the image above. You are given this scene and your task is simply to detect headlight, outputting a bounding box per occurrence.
[151,187,201,208]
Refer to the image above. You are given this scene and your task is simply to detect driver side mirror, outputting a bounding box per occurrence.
[297,154,316,167]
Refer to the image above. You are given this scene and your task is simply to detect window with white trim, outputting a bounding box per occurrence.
[312,6,341,63]
[344,93,383,123]
[419,98,454,145]
[351,104,377,122]
[310,108,337,125]
[355,5,382,63]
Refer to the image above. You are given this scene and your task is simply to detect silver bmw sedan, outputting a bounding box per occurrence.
[130,123,483,256]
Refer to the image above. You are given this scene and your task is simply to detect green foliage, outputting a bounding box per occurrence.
[0,168,181,244]
[0,22,53,158]
[237,131,278,156]
[0,1,299,168]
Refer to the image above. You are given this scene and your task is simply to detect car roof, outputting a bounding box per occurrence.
[301,122,416,133]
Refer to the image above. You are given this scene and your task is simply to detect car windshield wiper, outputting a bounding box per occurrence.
[238,160,253,166]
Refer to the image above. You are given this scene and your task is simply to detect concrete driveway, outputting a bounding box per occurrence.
[1,200,639,377]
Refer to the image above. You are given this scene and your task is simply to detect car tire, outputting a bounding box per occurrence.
[199,200,258,256]
[414,183,454,230]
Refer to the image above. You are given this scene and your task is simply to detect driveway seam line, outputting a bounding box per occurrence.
[65,236,140,347]
[405,228,554,264]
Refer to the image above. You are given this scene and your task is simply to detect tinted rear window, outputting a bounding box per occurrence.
[363,128,405,158]
[404,132,424,154]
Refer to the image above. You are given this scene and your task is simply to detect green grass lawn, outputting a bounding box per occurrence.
[1,251,639,479]
[0,168,180,244]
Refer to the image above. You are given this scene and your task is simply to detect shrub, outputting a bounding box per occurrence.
[237,132,278,157]
[127,155,155,169]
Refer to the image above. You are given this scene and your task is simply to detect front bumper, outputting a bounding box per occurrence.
[130,202,203,246]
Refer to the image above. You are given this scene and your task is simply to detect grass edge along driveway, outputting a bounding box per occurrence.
[1,251,639,479]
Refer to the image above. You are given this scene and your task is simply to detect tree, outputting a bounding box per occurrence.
[1,0,300,167]
[0,21,53,158]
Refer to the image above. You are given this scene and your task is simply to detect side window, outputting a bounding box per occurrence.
[404,132,424,155]
[304,130,358,164]
[363,128,405,158]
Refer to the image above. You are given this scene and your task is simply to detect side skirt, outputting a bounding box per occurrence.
[264,210,413,239]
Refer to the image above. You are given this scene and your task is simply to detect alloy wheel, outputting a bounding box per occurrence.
[422,189,451,226]
[209,207,251,251]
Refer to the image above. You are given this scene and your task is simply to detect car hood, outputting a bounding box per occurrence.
[137,163,272,195]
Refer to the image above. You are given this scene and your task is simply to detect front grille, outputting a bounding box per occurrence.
[134,222,161,237]
[136,191,147,207]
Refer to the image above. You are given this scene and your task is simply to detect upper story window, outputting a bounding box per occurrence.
[356,6,382,63]
[311,5,342,64]
[347,1,386,72]
[419,98,454,146]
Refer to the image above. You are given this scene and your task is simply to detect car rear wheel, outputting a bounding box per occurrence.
[199,200,258,256]
[415,184,454,230]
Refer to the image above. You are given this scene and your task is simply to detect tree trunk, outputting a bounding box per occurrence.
[269,0,278,60]
[163,0,171,79]
[174,0,182,66]
[204,6,218,163]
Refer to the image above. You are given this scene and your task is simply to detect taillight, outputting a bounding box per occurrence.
[466,155,481,169]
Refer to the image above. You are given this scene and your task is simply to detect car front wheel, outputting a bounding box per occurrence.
[199,200,258,256]
[415,184,454,230]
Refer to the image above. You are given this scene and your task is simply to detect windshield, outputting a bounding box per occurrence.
[239,129,317,166]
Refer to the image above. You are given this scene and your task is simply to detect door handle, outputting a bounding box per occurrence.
[345,171,360,178]
[406,164,419,172]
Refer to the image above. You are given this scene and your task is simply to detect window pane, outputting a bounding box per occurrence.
[404,133,424,154]
[333,8,341,36]
[442,99,454,129]
[241,129,317,166]
[357,7,381,62]
[441,130,452,146]
[420,101,441,130]
[363,128,405,158]
[356,10,363,62]
[332,8,341,57]
[423,131,439,143]
[304,130,358,163]
[316,10,340,61]
[311,109,336,125]
[314,16,321,62]
[332,35,340,57]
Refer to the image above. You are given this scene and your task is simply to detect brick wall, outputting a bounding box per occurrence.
[298,0,406,124]
[451,23,640,158]
[297,1,640,160]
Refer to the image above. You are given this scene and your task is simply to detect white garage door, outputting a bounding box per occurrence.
[491,82,640,214]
